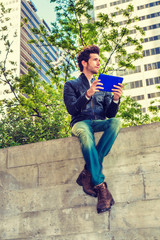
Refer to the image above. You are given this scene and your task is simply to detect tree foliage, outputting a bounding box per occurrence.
[116,96,150,127]
[0,3,70,148]
[0,63,70,148]
[33,0,145,76]
[0,1,159,148]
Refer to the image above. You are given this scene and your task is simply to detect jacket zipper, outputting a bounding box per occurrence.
[91,99,96,119]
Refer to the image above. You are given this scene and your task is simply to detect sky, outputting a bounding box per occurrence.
[31,0,56,28]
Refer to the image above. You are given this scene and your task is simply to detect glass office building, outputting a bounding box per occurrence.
[94,0,160,113]
[0,0,58,101]
[20,0,58,83]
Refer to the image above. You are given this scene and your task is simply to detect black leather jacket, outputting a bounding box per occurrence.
[63,73,120,127]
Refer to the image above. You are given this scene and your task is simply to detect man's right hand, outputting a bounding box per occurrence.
[86,80,104,98]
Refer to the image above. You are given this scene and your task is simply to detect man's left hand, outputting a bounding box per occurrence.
[112,83,123,101]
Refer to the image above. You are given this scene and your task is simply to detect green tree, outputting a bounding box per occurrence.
[0,62,70,148]
[32,0,144,77]
[116,95,150,127]
[0,3,70,148]
[147,85,160,123]
[0,2,18,100]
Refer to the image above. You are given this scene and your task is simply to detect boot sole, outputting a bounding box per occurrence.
[76,178,97,198]
[97,206,111,213]
[110,199,115,206]
[97,199,115,214]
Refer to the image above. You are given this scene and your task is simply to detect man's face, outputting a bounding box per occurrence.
[85,53,100,74]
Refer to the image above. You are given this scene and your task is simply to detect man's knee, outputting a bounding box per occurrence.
[72,122,94,142]
[108,118,121,131]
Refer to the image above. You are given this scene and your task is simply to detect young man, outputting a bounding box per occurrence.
[63,45,123,214]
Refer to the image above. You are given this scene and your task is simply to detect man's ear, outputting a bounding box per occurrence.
[81,60,87,68]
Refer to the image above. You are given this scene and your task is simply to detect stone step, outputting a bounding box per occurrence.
[0,199,160,239]
[1,162,160,218]
[0,122,160,240]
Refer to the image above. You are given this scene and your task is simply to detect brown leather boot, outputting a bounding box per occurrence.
[94,182,115,214]
[76,169,97,197]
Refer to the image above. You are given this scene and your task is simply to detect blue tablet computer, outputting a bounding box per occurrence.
[98,74,123,92]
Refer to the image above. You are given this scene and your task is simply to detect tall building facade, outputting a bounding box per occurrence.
[94,0,160,113]
[0,0,58,100]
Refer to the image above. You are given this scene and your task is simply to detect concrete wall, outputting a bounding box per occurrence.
[0,122,160,240]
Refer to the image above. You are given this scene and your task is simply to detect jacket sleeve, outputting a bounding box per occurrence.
[63,81,89,116]
[104,93,120,118]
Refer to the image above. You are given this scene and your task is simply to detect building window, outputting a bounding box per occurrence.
[132,95,144,101]
[130,29,136,34]
[21,2,40,26]
[126,35,160,47]
[125,80,143,90]
[143,23,160,32]
[111,10,123,17]
[144,35,160,42]
[155,77,160,84]
[139,11,160,21]
[95,4,107,10]
[137,1,160,10]
[21,61,28,69]
[144,62,160,71]
[143,47,160,57]
[117,66,141,76]
[110,0,132,7]
[119,12,160,26]
[21,41,31,54]
[20,70,25,75]
[141,108,146,113]
[148,92,160,99]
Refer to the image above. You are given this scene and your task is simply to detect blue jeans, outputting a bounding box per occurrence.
[71,118,121,186]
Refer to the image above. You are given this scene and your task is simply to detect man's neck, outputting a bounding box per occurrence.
[82,70,93,81]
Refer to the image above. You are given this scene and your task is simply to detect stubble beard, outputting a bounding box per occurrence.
[86,63,99,75]
[91,69,99,75]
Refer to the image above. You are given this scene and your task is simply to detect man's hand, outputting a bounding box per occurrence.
[112,83,123,101]
[86,80,104,98]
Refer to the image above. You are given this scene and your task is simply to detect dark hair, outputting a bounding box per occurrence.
[77,45,100,72]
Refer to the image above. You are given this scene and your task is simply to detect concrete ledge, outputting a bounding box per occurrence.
[0,122,160,239]
[6,122,160,168]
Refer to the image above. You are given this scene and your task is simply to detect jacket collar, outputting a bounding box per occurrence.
[80,73,95,88]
